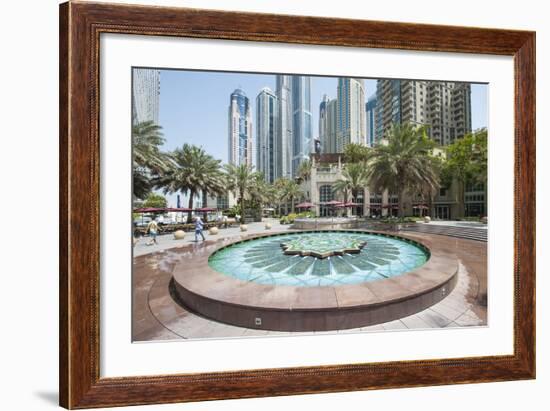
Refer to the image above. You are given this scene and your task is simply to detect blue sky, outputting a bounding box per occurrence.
[158,69,488,165]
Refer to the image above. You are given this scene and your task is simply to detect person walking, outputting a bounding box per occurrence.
[194,216,206,242]
[146,219,161,245]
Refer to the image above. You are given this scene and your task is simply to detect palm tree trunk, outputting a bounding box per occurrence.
[458,179,466,219]
[203,190,208,221]
[398,190,404,219]
[291,196,295,213]
[239,188,245,224]
[187,190,195,223]
[428,190,434,218]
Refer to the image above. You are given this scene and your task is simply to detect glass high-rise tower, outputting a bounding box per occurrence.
[256,87,279,183]
[336,78,366,151]
[291,76,312,176]
[275,75,293,179]
[228,88,253,166]
[131,68,160,126]
[366,95,377,147]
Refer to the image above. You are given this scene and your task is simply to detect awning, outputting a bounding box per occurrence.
[194,207,217,212]
[319,200,344,206]
[133,207,166,213]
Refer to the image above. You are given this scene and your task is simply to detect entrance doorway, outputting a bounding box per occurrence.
[435,205,451,220]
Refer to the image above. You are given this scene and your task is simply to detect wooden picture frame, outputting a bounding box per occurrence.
[59,1,535,408]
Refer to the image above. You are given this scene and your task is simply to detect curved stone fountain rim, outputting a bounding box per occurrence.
[172,229,456,312]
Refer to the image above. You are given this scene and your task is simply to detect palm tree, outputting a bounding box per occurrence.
[367,123,439,218]
[224,163,256,224]
[273,178,289,216]
[443,129,487,217]
[297,159,312,183]
[248,172,271,211]
[132,121,169,199]
[332,179,351,204]
[156,144,224,222]
[333,163,369,216]
[281,179,303,214]
[343,143,371,164]
[133,121,167,171]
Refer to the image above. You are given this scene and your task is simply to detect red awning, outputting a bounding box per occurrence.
[296,202,314,209]
[320,200,344,206]
[134,207,192,213]
[133,207,165,213]
[194,207,217,212]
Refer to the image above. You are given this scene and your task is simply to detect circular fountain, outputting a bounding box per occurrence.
[171,230,458,331]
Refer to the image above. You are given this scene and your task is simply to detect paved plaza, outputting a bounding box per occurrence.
[133,218,292,257]
[132,220,487,341]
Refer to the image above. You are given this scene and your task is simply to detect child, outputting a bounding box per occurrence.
[146,219,161,245]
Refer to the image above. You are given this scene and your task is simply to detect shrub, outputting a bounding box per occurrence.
[286,213,298,223]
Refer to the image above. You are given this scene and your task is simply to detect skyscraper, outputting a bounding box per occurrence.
[228,88,253,166]
[275,75,293,179]
[319,94,329,153]
[366,95,377,147]
[326,99,338,153]
[375,79,472,145]
[291,76,312,176]
[132,68,160,126]
[256,87,279,183]
[336,78,366,152]
[319,95,338,153]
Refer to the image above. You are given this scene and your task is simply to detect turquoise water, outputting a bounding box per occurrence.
[208,232,429,287]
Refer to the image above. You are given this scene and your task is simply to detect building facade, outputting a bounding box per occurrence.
[256,87,279,183]
[375,79,472,145]
[132,68,160,126]
[291,76,312,176]
[306,152,485,220]
[365,94,377,147]
[275,75,293,179]
[228,88,253,166]
[336,78,366,151]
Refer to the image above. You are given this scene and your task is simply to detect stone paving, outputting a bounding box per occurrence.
[132,222,487,341]
[133,218,291,257]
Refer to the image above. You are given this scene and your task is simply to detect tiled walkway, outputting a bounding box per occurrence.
[132,224,487,342]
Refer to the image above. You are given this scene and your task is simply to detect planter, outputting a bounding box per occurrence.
[424,216,431,223]
[173,230,186,240]
[265,223,272,230]
[240,225,248,232]
[209,227,219,235]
